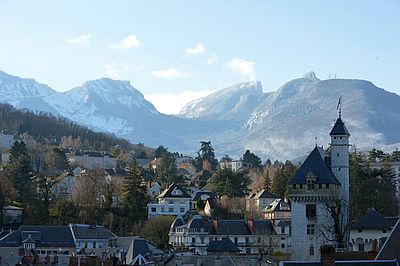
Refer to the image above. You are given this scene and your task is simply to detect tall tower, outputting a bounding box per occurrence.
[329,111,350,205]
[329,105,351,249]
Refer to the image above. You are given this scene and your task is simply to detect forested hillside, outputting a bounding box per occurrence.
[0,103,132,151]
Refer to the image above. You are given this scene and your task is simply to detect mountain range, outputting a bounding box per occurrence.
[1,70,399,160]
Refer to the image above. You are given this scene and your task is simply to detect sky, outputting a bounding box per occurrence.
[0,0,399,114]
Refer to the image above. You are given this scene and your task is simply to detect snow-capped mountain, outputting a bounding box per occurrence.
[1,69,400,160]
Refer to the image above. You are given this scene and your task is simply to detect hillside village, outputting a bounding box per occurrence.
[0,106,400,265]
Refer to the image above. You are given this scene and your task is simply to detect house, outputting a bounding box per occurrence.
[289,108,350,260]
[70,151,117,170]
[0,225,76,258]
[125,237,154,265]
[52,171,76,198]
[0,130,15,150]
[192,191,217,210]
[147,181,161,199]
[220,158,252,172]
[275,220,292,254]
[147,182,192,217]
[204,198,217,217]
[246,189,280,212]
[69,224,117,255]
[169,215,276,255]
[262,198,291,224]
[174,156,193,169]
[350,209,396,252]
[2,205,23,226]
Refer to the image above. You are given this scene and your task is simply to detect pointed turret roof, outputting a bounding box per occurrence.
[289,146,340,185]
[330,117,350,136]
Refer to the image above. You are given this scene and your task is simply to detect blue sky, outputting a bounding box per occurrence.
[0,0,399,114]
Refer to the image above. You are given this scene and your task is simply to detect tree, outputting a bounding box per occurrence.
[5,141,34,203]
[122,161,148,222]
[139,215,176,249]
[368,148,386,162]
[211,168,251,197]
[196,141,218,171]
[263,167,272,191]
[47,147,70,170]
[242,150,262,168]
[154,145,169,158]
[391,149,400,162]
[0,175,16,227]
[272,160,297,198]
[155,152,179,186]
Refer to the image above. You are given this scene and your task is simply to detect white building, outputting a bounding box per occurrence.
[350,209,395,252]
[147,182,192,217]
[70,151,117,170]
[246,189,280,212]
[0,130,15,150]
[289,110,350,260]
[169,215,276,255]
[262,198,291,225]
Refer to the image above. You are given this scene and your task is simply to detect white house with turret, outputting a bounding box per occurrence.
[289,106,350,260]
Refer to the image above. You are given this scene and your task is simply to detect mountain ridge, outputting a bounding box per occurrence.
[1,69,399,160]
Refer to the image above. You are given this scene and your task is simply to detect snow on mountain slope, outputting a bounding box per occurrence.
[1,69,400,160]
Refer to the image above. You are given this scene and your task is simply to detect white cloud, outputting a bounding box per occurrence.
[207,53,218,65]
[109,34,141,49]
[65,34,92,46]
[150,68,191,79]
[145,90,214,114]
[185,43,206,55]
[103,63,119,78]
[227,57,256,81]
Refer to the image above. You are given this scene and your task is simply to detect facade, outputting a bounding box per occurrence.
[2,205,23,225]
[246,189,280,212]
[69,224,117,255]
[147,182,192,217]
[275,220,292,254]
[350,209,395,252]
[262,198,291,225]
[220,158,252,172]
[0,130,15,150]
[169,215,276,255]
[289,112,350,260]
[52,171,76,198]
[70,151,117,170]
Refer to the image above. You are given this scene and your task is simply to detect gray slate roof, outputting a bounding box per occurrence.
[207,237,240,252]
[126,237,152,264]
[253,190,279,200]
[70,224,116,240]
[289,146,340,185]
[330,117,350,136]
[376,218,400,260]
[351,209,392,230]
[158,182,191,199]
[0,226,75,247]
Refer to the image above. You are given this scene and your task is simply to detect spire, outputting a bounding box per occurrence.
[336,95,342,118]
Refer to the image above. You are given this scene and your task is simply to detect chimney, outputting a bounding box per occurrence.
[247,219,254,233]
[320,245,335,266]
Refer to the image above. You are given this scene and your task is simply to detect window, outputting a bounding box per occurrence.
[383,229,387,233]
[307,179,315,190]
[281,227,285,234]
[309,245,314,256]
[326,184,329,189]
[318,184,322,189]
[169,207,174,212]
[358,229,363,233]
[257,237,261,243]
[246,248,251,254]
[180,207,185,213]
[306,204,317,218]
[245,237,249,244]
[337,153,340,157]
[293,184,296,189]
[151,207,156,213]
[192,238,195,244]
[358,243,365,251]
[93,242,96,248]
[281,243,286,248]
[300,184,303,189]
[307,224,315,235]
[234,237,238,245]
[200,237,204,244]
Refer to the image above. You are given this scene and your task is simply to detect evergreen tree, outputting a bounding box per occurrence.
[211,168,251,197]
[272,160,297,198]
[263,168,271,191]
[5,141,34,203]
[195,141,218,171]
[52,147,70,170]
[122,161,148,222]
[391,149,400,161]
[242,150,262,168]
